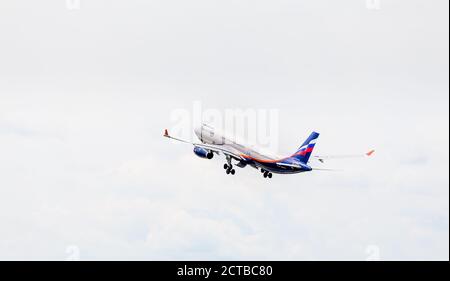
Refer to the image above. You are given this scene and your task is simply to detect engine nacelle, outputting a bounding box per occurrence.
[193,146,213,159]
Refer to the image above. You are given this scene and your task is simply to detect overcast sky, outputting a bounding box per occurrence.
[0,0,448,260]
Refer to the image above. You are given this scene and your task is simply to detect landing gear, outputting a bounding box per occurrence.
[224,163,233,171]
[262,170,273,179]
[224,155,235,176]
[225,166,235,175]
[224,160,235,175]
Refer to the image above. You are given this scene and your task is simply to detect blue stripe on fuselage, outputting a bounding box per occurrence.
[242,157,312,174]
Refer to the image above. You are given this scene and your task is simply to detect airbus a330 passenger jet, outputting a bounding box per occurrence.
[164,124,374,179]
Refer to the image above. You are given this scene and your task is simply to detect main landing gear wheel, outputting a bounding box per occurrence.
[224,155,235,175]
[224,163,235,175]
[226,168,235,175]
[263,171,273,179]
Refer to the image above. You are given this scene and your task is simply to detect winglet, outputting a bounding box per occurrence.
[366,149,375,157]
[163,129,169,137]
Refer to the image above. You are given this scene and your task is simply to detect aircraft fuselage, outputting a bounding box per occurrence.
[194,125,312,174]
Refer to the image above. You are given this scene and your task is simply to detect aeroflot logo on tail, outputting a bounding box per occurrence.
[169,101,280,152]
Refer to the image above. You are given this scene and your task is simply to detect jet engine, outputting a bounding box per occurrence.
[193,146,214,159]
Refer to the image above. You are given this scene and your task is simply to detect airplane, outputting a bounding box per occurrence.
[163,124,374,179]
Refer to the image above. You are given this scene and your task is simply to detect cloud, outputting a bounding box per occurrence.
[0,0,448,260]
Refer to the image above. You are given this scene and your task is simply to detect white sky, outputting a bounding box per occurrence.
[0,0,448,260]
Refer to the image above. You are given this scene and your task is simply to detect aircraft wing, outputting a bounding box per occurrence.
[163,129,245,161]
[313,149,375,163]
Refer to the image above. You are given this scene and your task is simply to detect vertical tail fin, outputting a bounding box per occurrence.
[291,132,319,163]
